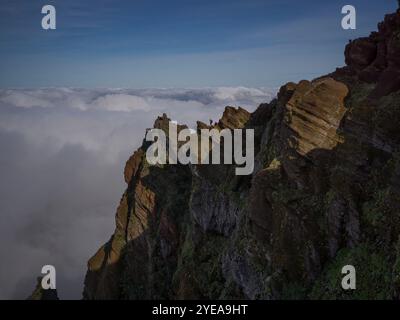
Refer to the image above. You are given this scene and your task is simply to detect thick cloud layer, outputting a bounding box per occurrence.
[0,87,275,299]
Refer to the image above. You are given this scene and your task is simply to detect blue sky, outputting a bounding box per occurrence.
[0,0,397,88]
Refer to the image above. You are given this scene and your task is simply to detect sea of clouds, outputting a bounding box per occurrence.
[0,87,275,299]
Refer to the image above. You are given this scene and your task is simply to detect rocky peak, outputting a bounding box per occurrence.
[340,10,400,97]
[217,106,251,129]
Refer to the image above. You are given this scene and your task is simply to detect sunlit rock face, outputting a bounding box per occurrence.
[83,11,400,300]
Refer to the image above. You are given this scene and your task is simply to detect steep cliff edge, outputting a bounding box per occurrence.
[83,11,400,300]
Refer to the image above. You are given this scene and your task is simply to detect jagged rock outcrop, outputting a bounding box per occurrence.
[84,10,400,300]
[339,10,400,98]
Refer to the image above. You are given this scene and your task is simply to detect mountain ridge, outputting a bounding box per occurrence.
[83,10,400,300]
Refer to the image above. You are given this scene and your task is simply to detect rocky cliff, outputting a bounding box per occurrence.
[83,10,400,300]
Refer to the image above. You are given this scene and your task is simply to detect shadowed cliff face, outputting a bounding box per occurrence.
[83,11,400,300]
